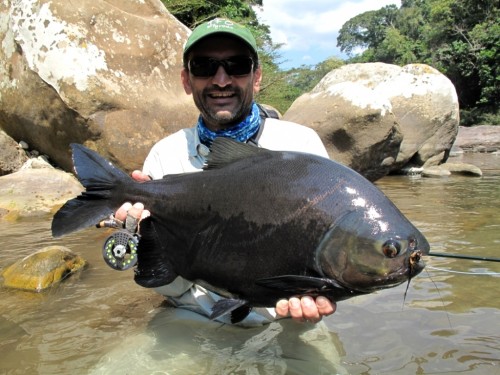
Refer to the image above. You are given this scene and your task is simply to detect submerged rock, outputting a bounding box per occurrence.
[422,162,482,177]
[2,246,86,291]
[439,162,483,177]
[421,166,452,177]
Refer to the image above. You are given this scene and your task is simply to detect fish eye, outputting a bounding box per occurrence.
[382,240,401,258]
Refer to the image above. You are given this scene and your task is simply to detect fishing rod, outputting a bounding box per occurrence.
[428,252,500,263]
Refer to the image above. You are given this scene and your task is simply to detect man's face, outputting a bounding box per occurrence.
[182,35,262,131]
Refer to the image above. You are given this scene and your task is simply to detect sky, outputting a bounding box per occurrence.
[254,0,401,69]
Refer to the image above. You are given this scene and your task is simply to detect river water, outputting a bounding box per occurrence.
[0,153,499,375]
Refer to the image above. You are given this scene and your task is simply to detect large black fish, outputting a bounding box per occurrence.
[52,138,430,323]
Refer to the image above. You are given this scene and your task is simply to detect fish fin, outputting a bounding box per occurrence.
[134,217,178,287]
[51,144,131,237]
[204,138,269,170]
[256,275,345,294]
[209,299,250,323]
[230,305,253,324]
[69,143,130,189]
[52,199,114,238]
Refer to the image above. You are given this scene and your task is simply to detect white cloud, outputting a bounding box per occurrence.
[255,0,400,68]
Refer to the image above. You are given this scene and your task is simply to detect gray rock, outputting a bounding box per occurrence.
[439,162,483,177]
[20,156,53,170]
[382,64,459,169]
[284,63,403,181]
[284,63,459,180]
[453,125,500,153]
[422,163,482,177]
[18,141,29,150]
[0,167,83,218]
[0,130,28,176]
[0,0,197,173]
[421,166,452,177]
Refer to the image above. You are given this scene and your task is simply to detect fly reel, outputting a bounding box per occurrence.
[102,230,139,270]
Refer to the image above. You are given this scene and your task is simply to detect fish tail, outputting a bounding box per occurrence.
[51,144,132,238]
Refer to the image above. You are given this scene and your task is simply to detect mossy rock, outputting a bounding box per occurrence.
[2,246,87,291]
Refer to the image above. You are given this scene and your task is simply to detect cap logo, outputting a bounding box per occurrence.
[206,18,236,31]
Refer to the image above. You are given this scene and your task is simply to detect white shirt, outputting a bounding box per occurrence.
[142,118,329,326]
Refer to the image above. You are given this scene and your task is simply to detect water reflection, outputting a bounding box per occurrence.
[0,153,499,374]
[91,310,347,374]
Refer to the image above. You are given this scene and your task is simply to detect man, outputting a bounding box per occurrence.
[117,18,336,326]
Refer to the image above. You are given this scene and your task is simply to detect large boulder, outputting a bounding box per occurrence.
[0,0,198,173]
[284,63,459,180]
[382,64,459,168]
[0,162,82,219]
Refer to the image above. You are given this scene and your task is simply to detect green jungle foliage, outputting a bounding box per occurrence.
[337,0,499,125]
[162,0,498,125]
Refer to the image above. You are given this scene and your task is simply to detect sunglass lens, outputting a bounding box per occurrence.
[224,56,253,76]
[189,57,217,77]
[189,56,253,77]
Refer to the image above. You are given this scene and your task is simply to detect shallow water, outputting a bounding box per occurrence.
[0,153,499,375]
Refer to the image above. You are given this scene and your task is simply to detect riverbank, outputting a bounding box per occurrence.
[452,125,500,153]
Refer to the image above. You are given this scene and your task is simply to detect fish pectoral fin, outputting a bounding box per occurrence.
[134,218,178,288]
[210,299,251,324]
[230,305,253,324]
[256,275,345,294]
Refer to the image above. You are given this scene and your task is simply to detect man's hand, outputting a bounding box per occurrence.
[115,170,151,226]
[275,296,336,323]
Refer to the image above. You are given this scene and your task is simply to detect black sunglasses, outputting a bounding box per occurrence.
[188,56,254,77]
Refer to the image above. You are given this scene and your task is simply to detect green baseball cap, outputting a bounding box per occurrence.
[183,18,258,62]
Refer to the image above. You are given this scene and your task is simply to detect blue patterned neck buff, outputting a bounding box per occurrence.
[197,102,261,148]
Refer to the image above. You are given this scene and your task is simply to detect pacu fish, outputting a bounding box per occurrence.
[52,138,430,323]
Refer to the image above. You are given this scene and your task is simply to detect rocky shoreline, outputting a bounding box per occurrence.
[398,125,499,177]
[452,125,500,153]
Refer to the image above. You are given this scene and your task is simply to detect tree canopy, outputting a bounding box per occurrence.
[337,0,499,125]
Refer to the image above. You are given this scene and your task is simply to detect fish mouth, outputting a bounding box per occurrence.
[409,249,424,277]
[384,250,425,282]
[339,252,426,294]
[369,250,425,290]
[406,233,428,278]
[402,249,426,302]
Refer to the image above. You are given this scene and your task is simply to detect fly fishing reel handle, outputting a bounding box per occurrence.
[102,230,139,271]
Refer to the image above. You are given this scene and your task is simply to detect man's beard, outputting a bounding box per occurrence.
[206,107,245,126]
[196,87,251,129]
